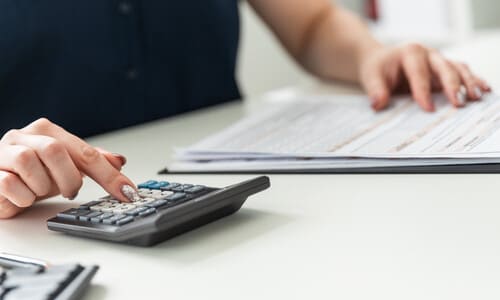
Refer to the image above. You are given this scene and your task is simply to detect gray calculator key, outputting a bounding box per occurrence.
[57,209,90,220]
[138,208,156,217]
[102,214,127,225]
[90,213,114,223]
[145,199,168,208]
[116,216,134,226]
[160,183,179,190]
[79,211,102,221]
[185,185,205,193]
[125,207,149,216]
[166,193,186,202]
[79,201,102,209]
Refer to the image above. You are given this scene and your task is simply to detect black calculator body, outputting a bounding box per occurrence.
[47,176,270,246]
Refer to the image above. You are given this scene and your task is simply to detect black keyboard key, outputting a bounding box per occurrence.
[116,216,134,226]
[138,208,156,217]
[184,185,205,193]
[57,209,90,221]
[102,214,127,225]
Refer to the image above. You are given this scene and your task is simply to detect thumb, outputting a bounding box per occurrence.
[361,69,391,111]
[95,147,127,171]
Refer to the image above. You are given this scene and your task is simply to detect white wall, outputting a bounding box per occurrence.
[236,2,312,99]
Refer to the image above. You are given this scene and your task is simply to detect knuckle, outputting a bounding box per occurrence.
[1,129,20,142]
[80,145,100,165]
[13,148,37,170]
[0,172,18,193]
[40,139,65,158]
[404,43,425,54]
[29,117,54,133]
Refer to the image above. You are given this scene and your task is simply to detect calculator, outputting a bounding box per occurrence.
[47,176,270,246]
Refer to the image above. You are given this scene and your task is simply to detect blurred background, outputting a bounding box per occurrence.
[237,0,500,98]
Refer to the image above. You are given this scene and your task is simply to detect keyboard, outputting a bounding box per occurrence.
[47,176,270,246]
[0,253,98,300]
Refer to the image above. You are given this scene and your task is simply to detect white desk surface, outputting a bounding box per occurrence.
[2,33,500,300]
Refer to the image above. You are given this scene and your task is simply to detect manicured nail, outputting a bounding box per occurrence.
[456,89,466,106]
[112,153,127,165]
[121,185,139,202]
[474,87,483,99]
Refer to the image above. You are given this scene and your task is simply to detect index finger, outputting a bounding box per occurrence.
[22,119,136,202]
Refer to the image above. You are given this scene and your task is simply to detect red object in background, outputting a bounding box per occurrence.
[365,0,379,21]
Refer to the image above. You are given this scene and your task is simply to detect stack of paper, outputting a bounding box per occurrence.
[166,93,500,173]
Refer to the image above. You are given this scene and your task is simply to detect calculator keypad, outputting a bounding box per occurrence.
[56,180,211,227]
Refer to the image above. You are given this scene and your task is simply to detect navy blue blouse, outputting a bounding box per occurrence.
[0,1,240,137]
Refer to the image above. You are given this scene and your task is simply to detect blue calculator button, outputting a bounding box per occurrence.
[149,181,169,189]
[138,180,158,189]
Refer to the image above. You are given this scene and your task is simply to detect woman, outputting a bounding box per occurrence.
[0,1,490,218]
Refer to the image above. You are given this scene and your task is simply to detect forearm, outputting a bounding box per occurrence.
[298,6,382,83]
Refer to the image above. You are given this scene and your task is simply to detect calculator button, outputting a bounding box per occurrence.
[149,181,169,189]
[102,214,127,225]
[138,191,152,198]
[166,193,186,202]
[150,193,171,200]
[138,180,157,189]
[111,204,136,214]
[125,207,149,216]
[137,197,155,205]
[99,206,117,213]
[185,185,205,193]
[116,216,134,226]
[145,199,168,208]
[160,183,179,191]
[79,211,102,221]
[90,203,113,211]
[57,209,90,220]
[91,213,114,223]
[79,201,102,209]
[138,208,156,217]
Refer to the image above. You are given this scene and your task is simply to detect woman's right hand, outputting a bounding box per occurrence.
[0,118,136,219]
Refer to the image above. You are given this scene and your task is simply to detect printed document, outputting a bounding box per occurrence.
[170,93,500,172]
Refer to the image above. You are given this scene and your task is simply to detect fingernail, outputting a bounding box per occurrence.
[121,184,139,202]
[68,192,78,201]
[112,153,127,165]
[456,89,466,106]
[474,87,483,99]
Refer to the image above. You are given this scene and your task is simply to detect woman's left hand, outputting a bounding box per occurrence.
[359,43,492,112]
